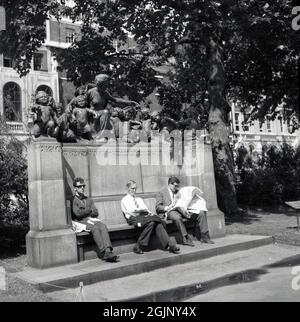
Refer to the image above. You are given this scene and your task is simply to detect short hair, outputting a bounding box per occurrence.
[168,176,180,185]
[126,180,136,189]
[73,177,85,187]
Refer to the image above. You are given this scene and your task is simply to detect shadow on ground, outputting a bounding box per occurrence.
[225,204,297,227]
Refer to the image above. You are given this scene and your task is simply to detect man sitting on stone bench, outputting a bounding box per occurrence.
[71,177,119,263]
[121,180,180,255]
[156,176,214,246]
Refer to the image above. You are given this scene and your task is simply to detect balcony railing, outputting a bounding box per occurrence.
[3,122,27,134]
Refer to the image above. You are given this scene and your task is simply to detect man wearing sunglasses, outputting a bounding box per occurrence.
[71,177,119,262]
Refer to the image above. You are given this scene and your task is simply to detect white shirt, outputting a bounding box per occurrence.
[168,188,175,203]
[121,194,150,220]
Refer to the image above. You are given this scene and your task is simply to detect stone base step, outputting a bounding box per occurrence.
[16,234,273,294]
[48,242,299,302]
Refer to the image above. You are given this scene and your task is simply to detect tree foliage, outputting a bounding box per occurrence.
[1,0,299,216]
[0,136,29,247]
[59,0,299,126]
[1,1,297,124]
[236,142,300,205]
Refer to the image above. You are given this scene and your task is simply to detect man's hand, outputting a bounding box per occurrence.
[166,200,177,213]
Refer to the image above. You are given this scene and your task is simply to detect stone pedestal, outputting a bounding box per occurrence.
[26,139,77,268]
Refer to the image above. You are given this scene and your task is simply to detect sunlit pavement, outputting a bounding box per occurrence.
[43,242,300,302]
[187,244,300,302]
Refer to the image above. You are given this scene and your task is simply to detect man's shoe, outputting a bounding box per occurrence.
[169,244,180,254]
[183,235,195,247]
[200,237,215,244]
[103,251,119,262]
[133,244,144,254]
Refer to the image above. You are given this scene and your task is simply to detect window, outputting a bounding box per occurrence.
[33,52,48,71]
[279,117,284,132]
[36,85,53,97]
[65,28,76,43]
[242,113,250,132]
[3,56,13,68]
[266,117,272,133]
[3,82,22,122]
[0,6,6,31]
[235,113,240,131]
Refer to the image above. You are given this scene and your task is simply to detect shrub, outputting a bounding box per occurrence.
[235,142,300,206]
[0,137,29,248]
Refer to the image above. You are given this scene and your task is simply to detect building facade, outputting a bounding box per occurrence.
[0,1,79,140]
[230,102,300,151]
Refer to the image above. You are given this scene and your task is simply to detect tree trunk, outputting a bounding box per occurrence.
[206,38,240,217]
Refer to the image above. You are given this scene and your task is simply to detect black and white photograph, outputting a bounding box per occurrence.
[0,0,299,305]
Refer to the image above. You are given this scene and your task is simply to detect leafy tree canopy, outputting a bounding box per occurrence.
[0,0,298,127]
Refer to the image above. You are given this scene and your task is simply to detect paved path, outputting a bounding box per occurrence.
[188,244,300,302]
[188,263,300,302]
[47,243,300,302]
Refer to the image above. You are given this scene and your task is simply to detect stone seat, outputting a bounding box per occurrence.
[66,197,192,262]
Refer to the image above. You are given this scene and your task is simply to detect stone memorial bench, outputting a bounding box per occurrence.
[66,196,191,261]
[26,139,225,268]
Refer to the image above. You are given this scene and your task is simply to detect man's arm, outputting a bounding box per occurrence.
[72,198,92,220]
[121,199,133,220]
[89,199,99,218]
[156,190,178,214]
[137,198,152,214]
[156,191,168,214]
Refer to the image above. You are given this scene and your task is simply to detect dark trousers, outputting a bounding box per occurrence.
[168,210,209,240]
[128,215,171,249]
[85,221,113,254]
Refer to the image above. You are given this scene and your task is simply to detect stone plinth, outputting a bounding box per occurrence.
[26,139,77,268]
[26,135,225,268]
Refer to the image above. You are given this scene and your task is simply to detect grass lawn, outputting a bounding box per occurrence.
[0,249,55,302]
[0,205,299,302]
[226,205,300,246]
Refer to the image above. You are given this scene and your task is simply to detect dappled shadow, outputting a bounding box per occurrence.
[265,255,300,268]
[286,226,300,231]
[226,204,299,227]
[246,205,297,216]
[128,252,300,302]
[225,212,262,226]
[127,268,269,302]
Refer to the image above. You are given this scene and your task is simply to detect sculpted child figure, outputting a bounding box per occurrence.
[150,111,179,141]
[53,103,77,143]
[70,94,97,140]
[30,91,56,138]
[123,106,142,143]
[140,107,152,142]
